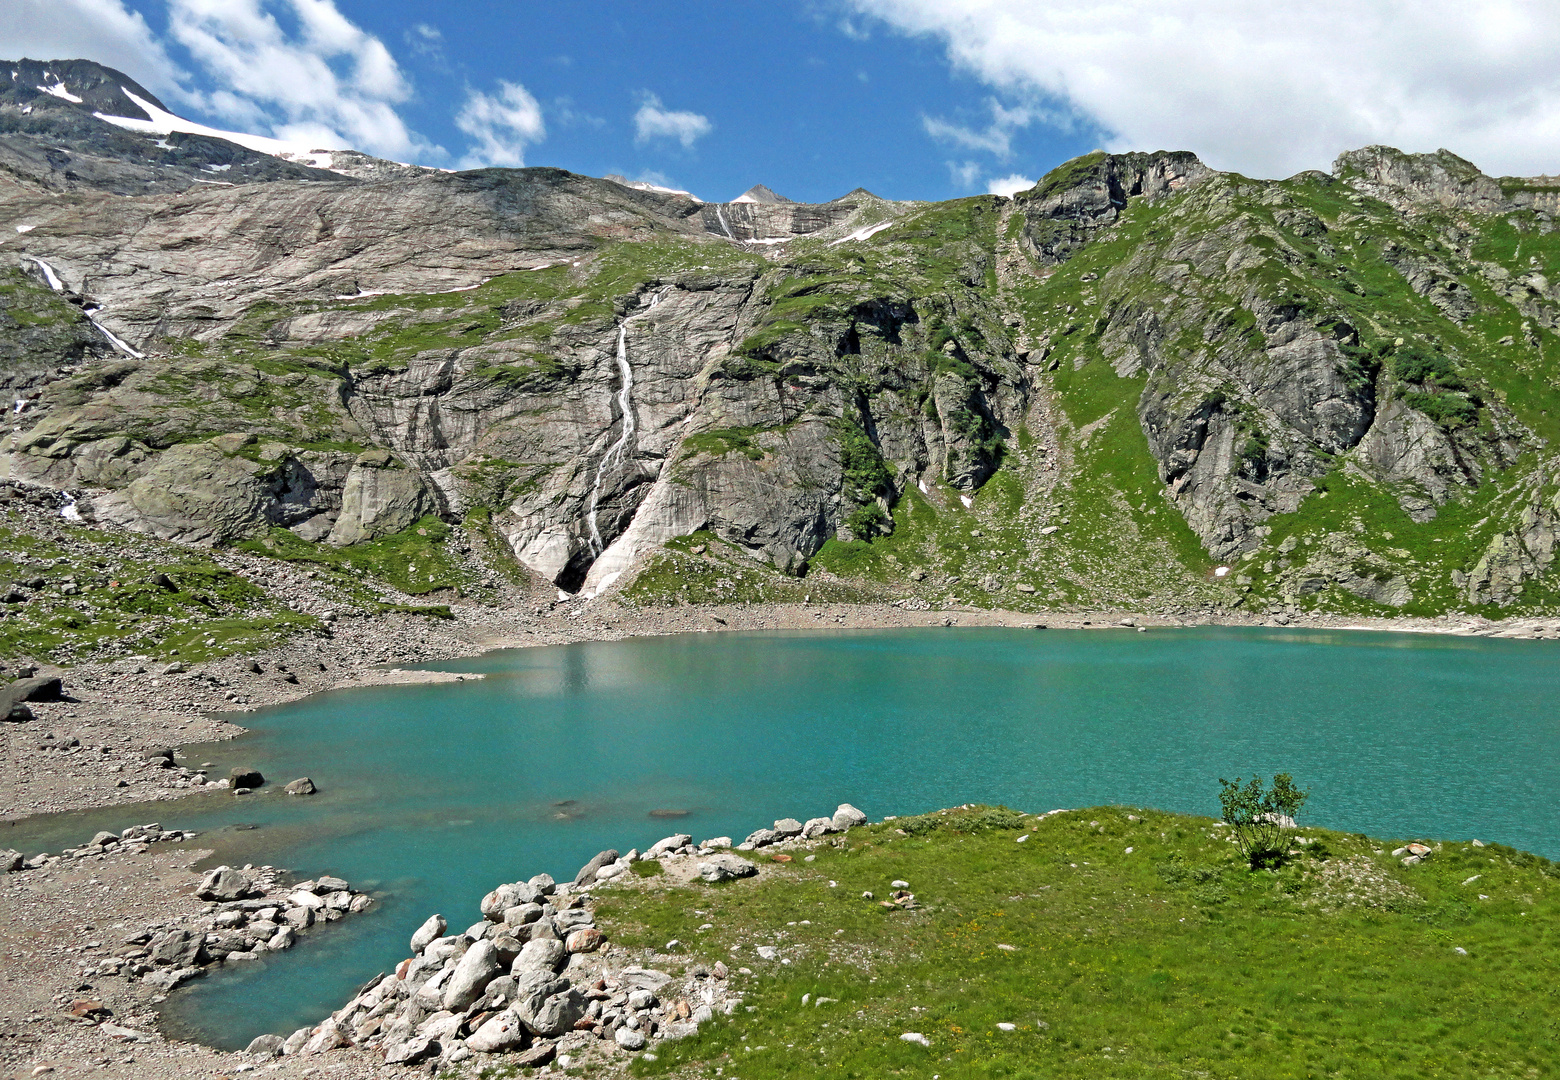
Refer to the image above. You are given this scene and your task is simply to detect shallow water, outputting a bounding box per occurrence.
[6,626,1558,1048]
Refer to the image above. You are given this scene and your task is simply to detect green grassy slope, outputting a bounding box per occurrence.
[592,806,1557,1080]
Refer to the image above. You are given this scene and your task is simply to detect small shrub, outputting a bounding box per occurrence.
[1218,773,1309,870]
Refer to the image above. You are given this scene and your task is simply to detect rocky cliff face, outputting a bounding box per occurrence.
[8,59,1560,619]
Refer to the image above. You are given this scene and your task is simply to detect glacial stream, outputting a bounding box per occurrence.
[6,626,1558,1048]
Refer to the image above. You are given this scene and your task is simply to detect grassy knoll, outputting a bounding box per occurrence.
[589,806,1557,1080]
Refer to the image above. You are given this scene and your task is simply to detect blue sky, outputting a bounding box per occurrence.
[12,0,1560,200]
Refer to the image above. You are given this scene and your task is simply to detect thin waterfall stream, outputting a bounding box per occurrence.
[585,289,667,554]
[25,256,144,359]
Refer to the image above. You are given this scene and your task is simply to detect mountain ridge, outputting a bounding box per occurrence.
[7,58,1560,633]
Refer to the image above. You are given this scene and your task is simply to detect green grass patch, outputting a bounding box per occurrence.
[594,804,1559,1080]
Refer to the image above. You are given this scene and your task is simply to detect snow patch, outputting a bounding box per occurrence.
[960,495,973,508]
[14,225,33,234]
[745,236,789,246]
[829,220,895,246]
[37,83,83,104]
[95,88,355,176]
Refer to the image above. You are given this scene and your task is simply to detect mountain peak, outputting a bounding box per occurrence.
[732,184,792,205]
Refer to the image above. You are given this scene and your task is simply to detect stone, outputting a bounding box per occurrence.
[302,1018,348,1054]
[565,927,604,953]
[553,908,594,930]
[267,927,296,950]
[743,828,778,848]
[1,849,22,872]
[512,938,565,974]
[196,867,252,901]
[281,1027,312,1055]
[615,1026,647,1050]
[328,453,434,545]
[773,818,803,837]
[2,674,62,703]
[466,1008,526,1053]
[480,883,526,919]
[316,874,349,891]
[89,830,119,847]
[698,853,758,883]
[283,777,316,795]
[832,803,868,829]
[572,849,620,887]
[528,873,557,896]
[245,1033,285,1057]
[443,940,502,1011]
[143,965,202,991]
[383,1035,437,1065]
[515,1041,556,1067]
[228,767,264,790]
[522,988,586,1037]
[284,906,313,930]
[702,836,733,850]
[802,816,838,839]
[148,928,203,967]
[755,946,778,960]
[645,833,692,858]
[627,988,656,1010]
[901,1032,930,1047]
[503,903,544,928]
[289,889,325,910]
[410,914,446,954]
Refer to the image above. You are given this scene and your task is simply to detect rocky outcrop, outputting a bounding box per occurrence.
[328,450,434,545]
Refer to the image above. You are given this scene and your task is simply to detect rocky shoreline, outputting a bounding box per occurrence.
[252,804,871,1073]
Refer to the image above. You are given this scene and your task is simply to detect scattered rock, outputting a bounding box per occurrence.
[573,849,620,887]
[228,767,264,790]
[245,1033,285,1057]
[698,853,758,883]
[283,777,317,795]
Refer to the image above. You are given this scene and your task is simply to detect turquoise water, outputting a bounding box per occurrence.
[6,626,1558,1049]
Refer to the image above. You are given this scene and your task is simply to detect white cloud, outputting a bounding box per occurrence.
[166,0,441,160]
[947,160,982,188]
[846,0,1560,178]
[633,93,713,148]
[923,98,1056,160]
[456,81,545,168]
[0,0,188,100]
[987,173,1035,197]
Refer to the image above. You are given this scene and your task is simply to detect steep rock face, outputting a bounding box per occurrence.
[10,126,1560,617]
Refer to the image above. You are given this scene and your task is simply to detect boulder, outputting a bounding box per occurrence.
[698,853,758,883]
[288,889,325,910]
[773,818,803,837]
[410,913,446,954]
[832,803,868,830]
[282,1027,313,1055]
[565,927,604,953]
[316,875,349,891]
[702,836,733,850]
[443,940,502,1011]
[645,834,692,858]
[302,1018,348,1054]
[615,1026,647,1051]
[328,451,433,545]
[553,908,594,930]
[2,700,32,723]
[228,767,264,790]
[743,828,778,848]
[527,873,556,896]
[1,849,22,872]
[2,675,62,705]
[89,830,119,847]
[284,906,313,930]
[148,928,203,967]
[383,1035,438,1065]
[502,903,543,928]
[802,817,838,838]
[466,1008,527,1053]
[572,849,620,887]
[512,938,565,974]
[196,867,252,901]
[143,965,203,991]
[480,883,527,919]
[245,1033,285,1057]
[283,777,316,795]
[520,988,585,1037]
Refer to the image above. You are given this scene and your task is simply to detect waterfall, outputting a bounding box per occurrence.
[586,289,667,554]
[715,205,738,242]
[25,257,143,358]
